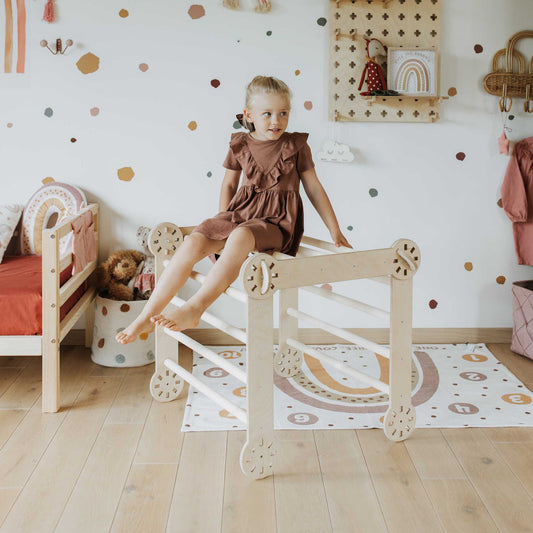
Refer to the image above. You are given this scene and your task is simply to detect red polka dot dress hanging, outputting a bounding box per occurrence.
[358,38,388,96]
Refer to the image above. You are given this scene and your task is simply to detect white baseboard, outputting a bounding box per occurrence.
[63,327,512,346]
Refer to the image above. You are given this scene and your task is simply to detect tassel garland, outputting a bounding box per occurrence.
[255,0,271,12]
[223,0,239,9]
[43,0,55,22]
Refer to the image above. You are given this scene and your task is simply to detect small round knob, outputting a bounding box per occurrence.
[65,39,73,47]
[40,40,48,47]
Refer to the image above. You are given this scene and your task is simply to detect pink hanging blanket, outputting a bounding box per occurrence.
[71,210,97,274]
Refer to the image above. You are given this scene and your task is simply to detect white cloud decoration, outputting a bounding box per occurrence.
[317,140,355,163]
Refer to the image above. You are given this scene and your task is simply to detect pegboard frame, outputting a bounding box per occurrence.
[329,0,444,123]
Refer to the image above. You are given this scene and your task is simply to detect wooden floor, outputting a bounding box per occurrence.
[0,343,532,532]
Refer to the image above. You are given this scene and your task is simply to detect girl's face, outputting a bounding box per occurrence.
[244,92,290,141]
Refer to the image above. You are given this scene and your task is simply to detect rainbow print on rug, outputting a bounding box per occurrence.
[181,344,533,432]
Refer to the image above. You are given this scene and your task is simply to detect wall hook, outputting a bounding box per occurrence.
[40,38,73,55]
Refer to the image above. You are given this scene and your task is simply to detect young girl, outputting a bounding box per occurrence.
[116,75,351,344]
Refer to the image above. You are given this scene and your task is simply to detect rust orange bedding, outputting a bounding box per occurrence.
[0,255,85,335]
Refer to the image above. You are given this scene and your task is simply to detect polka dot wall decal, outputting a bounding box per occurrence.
[211,79,220,88]
[509,115,515,120]
[117,167,135,181]
[139,332,149,340]
[266,30,272,36]
[44,107,53,117]
[321,283,333,291]
[295,69,301,76]
[474,44,483,53]
[119,9,129,17]
[207,171,212,177]
[70,138,77,143]
[429,299,438,309]
[496,276,506,285]
[317,17,327,26]
[456,152,466,161]
[448,87,457,97]
[7,123,13,128]
[347,225,353,231]
[497,198,503,208]
[139,63,149,72]
[464,262,473,271]
[188,4,205,19]
[42,177,55,184]
[369,188,378,197]
[233,120,243,129]
[90,107,100,116]
[76,53,100,74]
[188,121,197,131]
[304,101,313,110]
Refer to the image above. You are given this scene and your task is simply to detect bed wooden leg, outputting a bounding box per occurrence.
[42,339,60,413]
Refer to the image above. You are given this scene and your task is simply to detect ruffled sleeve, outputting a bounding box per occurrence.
[295,135,315,173]
[222,133,246,170]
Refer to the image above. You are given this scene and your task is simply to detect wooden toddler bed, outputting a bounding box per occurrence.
[0,200,99,413]
[147,223,420,478]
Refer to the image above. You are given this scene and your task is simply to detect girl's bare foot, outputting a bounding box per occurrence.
[116,316,155,344]
[151,305,203,332]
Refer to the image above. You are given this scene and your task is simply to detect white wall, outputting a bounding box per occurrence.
[1,0,532,329]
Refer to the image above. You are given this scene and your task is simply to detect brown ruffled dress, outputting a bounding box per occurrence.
[192,131,314,256]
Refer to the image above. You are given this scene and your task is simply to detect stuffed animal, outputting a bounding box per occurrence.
[358,38,388,96]
[96,249,146,301]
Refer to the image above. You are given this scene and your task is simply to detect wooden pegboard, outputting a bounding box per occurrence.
[328,0,443,123]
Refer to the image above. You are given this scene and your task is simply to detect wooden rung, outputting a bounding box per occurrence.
[163,329,247,383]
[301,285,390,321]
[59,260,96,306]
[190,270,248,303]
[170,296,247,344]
[369,276,391,286]
[286,338,390,394]
[164,358,248,423]
[162,261,248,303]
[59,287,96,342]
[286,307,391,359]
[300,236,353,254]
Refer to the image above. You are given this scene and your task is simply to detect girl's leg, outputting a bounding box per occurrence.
[116,233,224,344]
[152,227,255,331]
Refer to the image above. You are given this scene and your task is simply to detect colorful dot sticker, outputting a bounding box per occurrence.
[44,107,53,117]
[497,198,503,208]
[304,101,313,110]
[42,177,54,184]
[207,171,212,178]
[448,87,457,97]
[369,188,378,197]
[139,63,149,72]
[295,69,301,76]
[6,123,13,128]
[233,120,243,129]
[429,299,438,309]
[347,225,353,231]
[321,283,333,292]
[456,152,466,161]
[464,262,473,271]
[496,276,506,285]
[211,79,220,88]
[188,4,205,19]
[118,167,135,181]
[90,107,100,116]
[188,121,197,131]
[70,138,77,143]
[119,9,129,18]
[474,44,483,54]
[76,53,100,74]
[317,17,327,26]
[266,30,272,36]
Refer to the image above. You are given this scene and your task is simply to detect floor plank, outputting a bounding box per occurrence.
[0,408,28,450]
[0,377,122,532]
[314,429,387,533]
[166,431,227,532]
[493,441,533,499]
[222,430,276,533]
[443,427,533,532]
[0,358,42,409]
[0,368,23,398]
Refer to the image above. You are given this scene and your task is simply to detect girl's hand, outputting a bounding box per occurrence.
[331,229,353,249]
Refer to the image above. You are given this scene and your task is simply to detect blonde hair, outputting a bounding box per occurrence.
[242,76,292,132]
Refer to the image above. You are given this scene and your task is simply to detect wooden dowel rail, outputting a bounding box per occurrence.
[59,287,95,342]
[59,260,97,306]
[59,253,73,273]
[286,307,391,359]
[170,296,247,344]
[301,285,390,321]
[285,338,390,393]
[164,358,248,423]
[301,235,353,254]
[164,329,247,383]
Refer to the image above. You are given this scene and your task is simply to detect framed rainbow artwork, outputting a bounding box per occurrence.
[387,48,438,97]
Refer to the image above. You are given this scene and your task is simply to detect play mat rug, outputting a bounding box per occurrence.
[180,344,533,432]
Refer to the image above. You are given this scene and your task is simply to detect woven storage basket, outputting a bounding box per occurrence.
[511,280,533,360]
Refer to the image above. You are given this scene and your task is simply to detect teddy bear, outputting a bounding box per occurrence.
[96,249,146,301]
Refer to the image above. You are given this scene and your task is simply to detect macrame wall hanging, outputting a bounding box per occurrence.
[43,0,55,22]
[223,0,272,13]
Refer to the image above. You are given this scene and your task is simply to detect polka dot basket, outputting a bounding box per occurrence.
[91,295,155,367]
